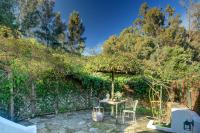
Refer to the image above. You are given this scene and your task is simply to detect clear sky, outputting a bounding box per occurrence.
[54,0,187,50]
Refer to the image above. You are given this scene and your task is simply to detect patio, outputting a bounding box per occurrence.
[20,110,165,133]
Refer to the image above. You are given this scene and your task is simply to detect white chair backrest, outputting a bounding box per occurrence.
[125,97,133,108]
[132,100,138,112]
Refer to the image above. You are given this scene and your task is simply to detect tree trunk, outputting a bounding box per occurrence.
[31,82,36,118]
[8,72,14,121]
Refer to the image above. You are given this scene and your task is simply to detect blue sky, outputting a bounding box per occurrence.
[54,0,187,51]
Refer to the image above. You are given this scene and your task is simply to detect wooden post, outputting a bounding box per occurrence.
[111,72,114,99]
[89,87,93,108]
[188,88,192,109]
[111,72,114,116]
[159,86,162,124]
[8,72,14,121]
[182,80,185,104]
[55,87,59,115]
[31,82,36,118]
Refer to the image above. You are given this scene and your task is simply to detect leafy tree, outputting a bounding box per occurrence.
[166,5,175,17]
[139,2,149,17]
[101,3,199,83]
[0,0,17,29]
[191,3,200,31]
[180,0,199,29]
[35,0,55,46]
[66,11,86,55]
[102,35,118,54]
[52,12,66,48]
[165,5,175,26]
[18,0,66,49]
[180,1,200,61]
[17,0,42,36]
[157,14,187,48]
[143,7,165,36]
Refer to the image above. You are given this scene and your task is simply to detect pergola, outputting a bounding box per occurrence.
[88,53,142,99]
[96,70,137,99]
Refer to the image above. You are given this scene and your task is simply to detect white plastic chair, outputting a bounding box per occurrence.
[122,100,138,124]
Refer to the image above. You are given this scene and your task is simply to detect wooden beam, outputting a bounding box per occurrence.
[96,70,136,75]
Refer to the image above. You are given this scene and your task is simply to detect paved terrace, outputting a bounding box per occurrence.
[19,110,165,133]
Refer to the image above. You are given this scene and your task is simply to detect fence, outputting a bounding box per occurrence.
[0,68,107,121]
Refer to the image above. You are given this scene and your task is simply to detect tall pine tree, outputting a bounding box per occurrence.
[66,11,86,55]
[0,0,17,29]
[52,12,66,48]
[17,0,42,36]
[35,0,55,46]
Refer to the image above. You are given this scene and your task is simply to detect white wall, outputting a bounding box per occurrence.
[0,116,36,133]
[147,108,200,133]
[171,108,200,133]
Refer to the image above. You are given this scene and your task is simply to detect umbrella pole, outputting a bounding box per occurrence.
[111,72,114,99]
[111,72,114,116]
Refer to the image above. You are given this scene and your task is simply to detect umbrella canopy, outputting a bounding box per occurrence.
[87,53,143,99]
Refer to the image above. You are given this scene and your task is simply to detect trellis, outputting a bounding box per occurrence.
[0,69,8,117]
[0,65,108,120]
[147,73,200,124]
[147,79,171,124]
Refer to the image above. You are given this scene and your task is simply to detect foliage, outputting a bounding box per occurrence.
[0,0,17,29]
[97,3,200,120]
[142,7,165,36]
[17,0,42,35]
[191,3,200,31]
[52,12,67,48]
[66,11,86,55]
[35,0,56,46]
[0,36,112,119]
[0,26,19,38]
[87,53,143,75]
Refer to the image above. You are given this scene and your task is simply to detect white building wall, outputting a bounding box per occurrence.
[0,116,36,133]
[171,108,200,133]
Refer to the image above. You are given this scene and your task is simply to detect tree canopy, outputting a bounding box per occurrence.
[87,53,142,75]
